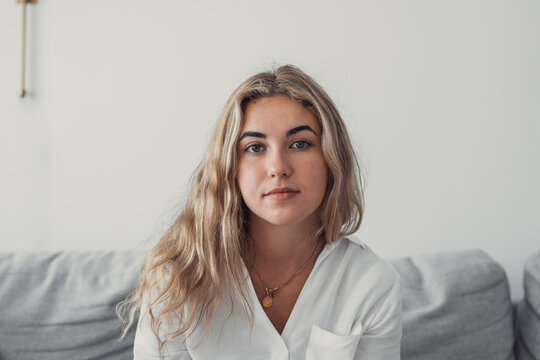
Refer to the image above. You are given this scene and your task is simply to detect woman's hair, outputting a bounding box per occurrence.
[117,64,364,355]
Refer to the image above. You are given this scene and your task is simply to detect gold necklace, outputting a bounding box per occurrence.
[252,242,322,309]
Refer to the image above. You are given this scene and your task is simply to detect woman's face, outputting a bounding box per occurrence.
[236,95,328,228]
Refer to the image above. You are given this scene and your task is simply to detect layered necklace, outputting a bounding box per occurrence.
[252,242,323,309]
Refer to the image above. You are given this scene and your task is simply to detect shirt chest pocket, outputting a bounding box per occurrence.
[305,324,364,360]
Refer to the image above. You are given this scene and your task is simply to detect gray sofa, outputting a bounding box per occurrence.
[0,248,538,360]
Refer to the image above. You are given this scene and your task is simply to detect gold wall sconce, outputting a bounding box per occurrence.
[18,0,37,98]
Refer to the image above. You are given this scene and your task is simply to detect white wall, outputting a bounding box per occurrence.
[1,0,538,300]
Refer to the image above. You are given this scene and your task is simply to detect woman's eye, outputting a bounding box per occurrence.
[245,144,263,153]
[291,140,311,150]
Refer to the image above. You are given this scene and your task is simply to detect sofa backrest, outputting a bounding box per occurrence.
[0,251,145,360]
[391,249,515,360]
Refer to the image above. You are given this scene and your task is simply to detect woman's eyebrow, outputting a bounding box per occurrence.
[239,125,318,141]
[239,131,266,141]
[286,125,318,137]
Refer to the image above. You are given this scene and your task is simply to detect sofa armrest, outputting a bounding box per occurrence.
[514,250,540,360]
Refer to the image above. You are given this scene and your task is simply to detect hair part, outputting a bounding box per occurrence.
[116,64,364,357]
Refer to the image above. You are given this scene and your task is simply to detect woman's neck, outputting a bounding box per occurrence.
[246,213,322,276]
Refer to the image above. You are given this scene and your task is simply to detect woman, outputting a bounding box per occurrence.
[118,65,402,359]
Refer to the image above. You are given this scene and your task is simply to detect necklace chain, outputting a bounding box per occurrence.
[252,242,322,308]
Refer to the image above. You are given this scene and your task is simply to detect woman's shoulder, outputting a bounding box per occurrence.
[333,236,400,286]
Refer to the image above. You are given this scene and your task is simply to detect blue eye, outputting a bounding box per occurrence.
[245,144,263,153]
[291,140,311,150]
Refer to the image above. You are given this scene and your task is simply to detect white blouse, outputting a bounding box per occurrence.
[134,236,403,360]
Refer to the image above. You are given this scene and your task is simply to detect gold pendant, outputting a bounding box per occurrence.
[262,295,273,308]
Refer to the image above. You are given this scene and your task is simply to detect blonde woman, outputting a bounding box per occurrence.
[118,65,402,359]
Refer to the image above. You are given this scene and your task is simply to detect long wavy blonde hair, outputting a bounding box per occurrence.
[117,64,365,356]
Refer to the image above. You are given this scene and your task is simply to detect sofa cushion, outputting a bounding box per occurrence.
[0,251,144,360]
[515,250,540,360]
[391,249,514,360]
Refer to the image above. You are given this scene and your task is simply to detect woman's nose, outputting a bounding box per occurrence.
[267,149,291,178]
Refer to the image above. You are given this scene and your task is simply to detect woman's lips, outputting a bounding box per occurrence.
[264,189,300,200]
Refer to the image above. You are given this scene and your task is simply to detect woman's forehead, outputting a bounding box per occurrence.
[241,95,321,134]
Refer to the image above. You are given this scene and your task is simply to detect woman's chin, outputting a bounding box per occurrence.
[253,211,319,229]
